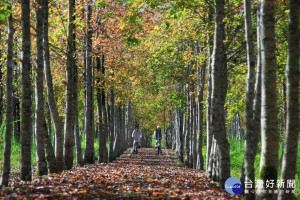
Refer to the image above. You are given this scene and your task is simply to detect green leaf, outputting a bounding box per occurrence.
[97,1,107,8]
[165,21,170,30]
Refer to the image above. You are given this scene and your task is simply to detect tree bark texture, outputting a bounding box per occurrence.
[109,89,115,162]
[43,117,58,173]
[84,3,94,165]
[211,0,230,187]
[257,0,278,199]
[1,8,15,186]
[279,0,299,199]
[20,0,33,181]
[43,0,64,172]
[35,0,48,176]
[196,64,205,170]
[64,0,76,170]
[241,0,258,198]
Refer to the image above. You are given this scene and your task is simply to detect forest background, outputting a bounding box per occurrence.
[0,0,299,199]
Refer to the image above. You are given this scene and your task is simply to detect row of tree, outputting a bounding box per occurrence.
[0,0,140,187]
[0,0,298,200]
[127,0,298,200]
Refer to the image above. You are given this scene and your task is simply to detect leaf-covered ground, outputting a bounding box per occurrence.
[0,148,243,199]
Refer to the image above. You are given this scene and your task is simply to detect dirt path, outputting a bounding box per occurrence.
[0,148,243,199]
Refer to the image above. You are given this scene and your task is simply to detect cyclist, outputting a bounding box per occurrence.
[154,126,163,154]
[132,125,142,153]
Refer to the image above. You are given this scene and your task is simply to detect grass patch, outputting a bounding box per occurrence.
[227,139,300,199]
[151,138,166,148]
[0,134,37,175]
[173,161,187,168]
[201,138,299,198]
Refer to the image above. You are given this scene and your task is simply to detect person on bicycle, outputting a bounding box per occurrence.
[132,125,142,153]
[154,126,163,154]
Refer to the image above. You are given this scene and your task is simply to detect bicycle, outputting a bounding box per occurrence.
[133,141,139,154]
[156,139,161,155]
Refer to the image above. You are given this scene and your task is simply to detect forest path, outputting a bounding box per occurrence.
[1,148,243,199]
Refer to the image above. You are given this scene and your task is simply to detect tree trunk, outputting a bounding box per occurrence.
[46,103,52,142]
[13,52,20,142]
[197,64,205,170]
[246,3,262,194]
[179,109,184,163]
[96,56,105,163]
[1,8,15,186]
[184,102,190,166]
[43,117,57,174]
[43,0,64,172]
[123,107,127,151]
[64,0,76,170]
[120,107,124,152]
[174,108,182,162]
[278,0,299,199]
[210,137,218,181]
[206,36,213,174]
[244,0,262,197]
[102,97,109,163]
[109,89,115,162]
[171,110,176,150]
[192,90,197,169]
[101,60,108,163]
[35,0,48,176]
[113,105,122,158]
[0,30,3,127]
[13,94,20,141]
[127,99,133,148]
[20,0,33,181]
[84,2,94,164]
[241,0,257,198]
[211,0,230,187]
[75,112,83,165]
[73,34,81,166]
[256,0,278,199]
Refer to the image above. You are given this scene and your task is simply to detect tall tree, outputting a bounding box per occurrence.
[278,0,299,199]
[37,6,58,173]
[206,59,213,177]
[174,85,184,163]
[108,88,115,162]
[196,60,205,170]
[113,105,122,158]
[64,0,76,170]
[241,0,257,198]
[1,6,15,186]
[184,85,191,166]
[0,30,3,127]
[205,14,213,174]
[44,0,64,172]
[97,55,108,163]
[256,0,278,199]
[210,0,230,187]
[242,1,262,196]
[43,117,58,173]
[74,45,83,166]
[84,2,94,164]
[20,0,33,181]
[191,78,197,168]
[35,0,48,176]
[13,90,20,141]
[127,99,133,150]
